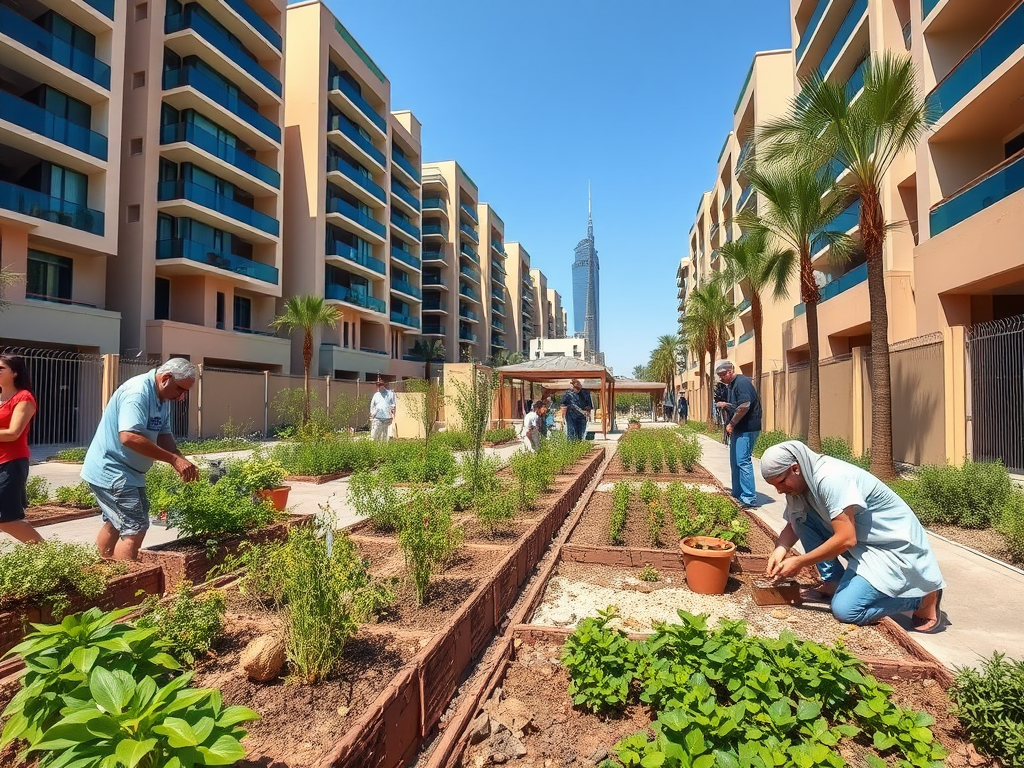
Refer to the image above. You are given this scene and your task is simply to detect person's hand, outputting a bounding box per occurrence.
[725,424,733,435]
[765,547,788,578]
[771,556,804,581]
[716,401,729,409]
[172,455,199,482]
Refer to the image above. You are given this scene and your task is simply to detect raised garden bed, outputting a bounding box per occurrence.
[285,471,351,484]
[601,453,717,482]
[24,504,100,527]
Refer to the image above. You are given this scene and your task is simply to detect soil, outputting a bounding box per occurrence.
[566,491,776,555]
[353,537,506,579]
[929,524,1020,566]
[376,577,482,632]
[602,453,717,482]
[23,504,99,526]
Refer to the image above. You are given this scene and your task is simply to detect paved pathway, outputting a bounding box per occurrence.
[694,432,1024,670]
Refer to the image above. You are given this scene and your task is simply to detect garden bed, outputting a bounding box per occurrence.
[285,471,351,484]
[23,504,100,526]
[602,453,716,482]
[928,524,1020,565]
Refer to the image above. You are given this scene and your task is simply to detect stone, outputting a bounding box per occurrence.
[770,608,788,620]
[538,665,554,679]
[469,713,491,745]
[493,697,534,736]
[966,745,988,767]
[239,634,286,682]
[490,753,508,764]
[489,729,527,759]
[337,705,349,717]
[922,678,935,687]
[589,747,608,764]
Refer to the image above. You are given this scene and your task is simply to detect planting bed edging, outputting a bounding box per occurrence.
[25,505,100,527]
[285,472,351,484]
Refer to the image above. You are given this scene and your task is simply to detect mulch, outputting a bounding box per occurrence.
[24,504,99,527]
[928,524,1020,567]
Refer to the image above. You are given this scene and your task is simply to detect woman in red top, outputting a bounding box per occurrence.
[0,355,43,543]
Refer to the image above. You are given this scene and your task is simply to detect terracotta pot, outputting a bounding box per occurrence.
[257,485,291,511]
[680,536,736,594]
[627,422,641,431]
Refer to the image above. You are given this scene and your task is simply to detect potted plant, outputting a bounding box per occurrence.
[679,535,736,594]
[236,451,290,511]
[628,417,641,431]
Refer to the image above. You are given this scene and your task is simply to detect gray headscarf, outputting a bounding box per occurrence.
[760,440,834,523]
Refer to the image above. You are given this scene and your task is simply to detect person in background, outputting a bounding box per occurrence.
[82,358,199,560]
[712,379,728,427]
[761,441,945,632]
[561,379,593,441]
[679,390,689,423]
[715,360,761,508]
[538,397,550,438]
[369,379,396,442]
[663,388,675,422]
[0,355,44,544]
[520,400,543,453]
[544,397,557,434]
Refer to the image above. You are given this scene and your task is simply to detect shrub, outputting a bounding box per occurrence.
[431,429,474,451]
[272,436,376,476]
[996,489,1024,565]
[821,435,870,470]
[168,475,276,540]
[25,476,50,507]
[639,480,659,505]
[49,446,87,462]
[484,427,518,444]
[398,487,463,605]
[676,433,701,472]
[753,429,794,458]
[665,484,747,548]
[909,461,1013,529]
[347,467,402,531]
[646,499,664,546]
[146,462,182,514]
[228,449,287,492]
[952,653,1024,767]
[136,580,226,666]
[0,540,125,613]
[610,482,630,545]
[53,481,96,508]
[638,564,660,582]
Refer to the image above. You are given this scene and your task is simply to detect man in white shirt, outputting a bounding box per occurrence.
[520,401,542,453]
[369,379,396,442]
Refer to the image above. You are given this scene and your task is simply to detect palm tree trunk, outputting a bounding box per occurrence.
[302,329,312,425]
[862,189,895,480]
[706,346,716,430]
[752,295,764,391]
[805,300,822,451]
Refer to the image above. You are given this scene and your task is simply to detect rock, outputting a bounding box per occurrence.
[240,634,286,681]
[922,678,935,687]
[469,713,491,745]
[549,610,576,626]
[538,665,554,679]
[770,608,788,620]
[490,753,508,764]
[493,697,534,736]
[489,729,527,759]
[589,747,608,764]
[337,705,349,717]
[966,745,988,766]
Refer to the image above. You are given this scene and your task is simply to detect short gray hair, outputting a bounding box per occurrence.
[157,358,198,382]
[715,360,734,374]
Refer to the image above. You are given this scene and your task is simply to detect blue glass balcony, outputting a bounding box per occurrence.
[159,179,278,235]
[794,262,868,316]
[491,337,505,349]
[224,0,281,50]
[422,249,445,262]
[846,58,867,101]
[327,155,385,202]
[163,66,280,142]
[392,151,420,183]
[0,90,107,160]
[422,223,445,237]
[460,203,478,222]
[818,0,868,79]
[811,198,861,252]
[930,2,1024,119]
[325,283,386,313]
[492,318,505,331]
[391,278,421,299]
[390,312,420,329]
[922,0,940,20]
[460,266,480,283]
[490,240,504,254]
[165,11,281,96]
[492,285,506,298]
[931,153,1024,237]
[459,307,479,321]
[736,185,754,211]
[84,0,114,19]
[459,222,479,243]
[491,300,505,315]
[738,298,751,312]
[460,244,479,264]
[726,339,735,348]
[423,197,447,213]
[423,275,447,288]
[156,238,278,283]
[423,324,446,336]
[739,330,754,343]
[795,0,830,63]
[326,238,385,274]
[459,330,477,342]
[326,196,386,238]
[422,298,444,310]
[491,259,505,276]
[328,75,386,133]
[711,248,720,263]
[391,181,420,211]
[0,179,103,235]
[460,285,480,302]
[736,141,752,173]
[161,122,279,187]
[391,246,421,270]
[0,6,111,89]
[328,113,385,167]
[390,213,421,240]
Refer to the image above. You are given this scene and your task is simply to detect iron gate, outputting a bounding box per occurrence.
[118,357,190,441]
[967,315,1024,474]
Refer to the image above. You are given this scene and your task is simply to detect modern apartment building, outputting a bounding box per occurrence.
[504,241,531,355]
[0,0,125,353]
[529,268,548,339]
[283,0,424,380]
[477,202,509,357]
[546,288,564,338]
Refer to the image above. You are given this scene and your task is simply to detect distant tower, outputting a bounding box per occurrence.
[572,184,600,353]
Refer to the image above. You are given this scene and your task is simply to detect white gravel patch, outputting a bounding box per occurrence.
[596,481,720,493]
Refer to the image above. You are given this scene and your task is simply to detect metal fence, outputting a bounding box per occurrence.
[967,315,1024,474]
[119,357,189,440]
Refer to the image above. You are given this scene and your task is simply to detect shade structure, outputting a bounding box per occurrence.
[611,379,669,421]
[494,356,615,438]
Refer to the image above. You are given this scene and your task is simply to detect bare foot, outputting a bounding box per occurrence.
[912,589,943,632]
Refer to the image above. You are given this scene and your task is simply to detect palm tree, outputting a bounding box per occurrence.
[271,295,341,424]
[649,334,682,394]
[411,338,446,382]
[756,52,932,478]
[489,349,524,368]
[631,364,650,380]
[683,282,737,428]
[714,231,796,387]
[735,161,854,451]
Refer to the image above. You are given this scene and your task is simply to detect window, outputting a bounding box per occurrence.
[132,71,146,89]
[233,295,251,330]
[27,250,72,302]
[47,164,87,205]
[216,292,225,329]
[155,277,170,319]
[1006,130,1024,160]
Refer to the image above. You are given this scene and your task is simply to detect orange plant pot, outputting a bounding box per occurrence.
[256,485,291,511]
[680,536,736,595]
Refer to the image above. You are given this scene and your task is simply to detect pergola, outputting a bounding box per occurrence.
[613,378,668,420]
[495,357,616,438]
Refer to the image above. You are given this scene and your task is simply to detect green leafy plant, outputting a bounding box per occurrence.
[398,487,463,605]
[951,653,1024,767]
[903,460,1014,529]
[229,449,286,492]
[821,436,870,470]
[167,473,276,540]
[0,541,126,613]
[450,367,497,498]
[754,429,797,458]
[665,484,748,548]
[49,446,87,463]
[610,482,631,546]
[638,564,660,582]
[997,490,1024,564]
[348,466,403,532]
[136,581,226,666]
[618,429,703,475]
[146,463,181,517]
[561,608,643,714]
[272,435,377,476]
[25,476,50,507]
[53,481,96,508]
[484,427,518,444]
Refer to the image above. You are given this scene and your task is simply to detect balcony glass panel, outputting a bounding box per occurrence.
[930,2,1024,119]
[736,185,754,211]
[422,197,447,213]
[156,238,278,283]
[84,0,115,19]
[390,213,421,240]
[158,179,278,235]
[161,121,278,187]
[0,90,107,159]
[491,260,505,276]
[459,266,479,282]
[392,151,420,183]
[738,298,751,312]
[736,140,752,172]
[165,11,281,96]
[0,6,111,88]
[739,330,754,343]
[423,324,445,335]
[818,0,868,79]
[327,155,384,201]
[423,275,447,287]
[460,244,479,264]
[922,0,940,20]
[459,222,479,242]
[460,203,478,222]
[391,246,421,270]
[459,330,477,342]
[811,198,860,252]
[459,308,479,321]
[326,238,385,274]
[930,152,1024,236]
[422,298,444,310]
[0,179,103,234]
[459,285,480,302]
[794,261,868,315]
[492,318,505,331]
[846,58,867,100]
[223,0,281,50]
[326,196,385,237]
[328,75,386,133]
[422,249,444,261]
[390,312,420,329]
[328,112,384,166]
[391,181,420,210]
[796,0,830,62]
[325,283,385,312]
[163,66,280,142]
[391,279,421,299]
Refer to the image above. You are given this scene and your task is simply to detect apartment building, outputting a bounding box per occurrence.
[528,336,589,361]
[504,241,531,355]
[0,0,125,353]
[529,268,548,340]
[477,202,509,357]
[283,0,424,380]
[547,288,564,338]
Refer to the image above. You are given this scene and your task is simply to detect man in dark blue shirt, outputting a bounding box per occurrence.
[715,360,762,507]
[561,379,593,441]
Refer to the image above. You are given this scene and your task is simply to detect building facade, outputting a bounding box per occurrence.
[477,202,509,358]
[504,241,531,355]
[572,190,600,353]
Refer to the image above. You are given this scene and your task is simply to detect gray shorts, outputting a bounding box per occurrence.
[89,483,150,536]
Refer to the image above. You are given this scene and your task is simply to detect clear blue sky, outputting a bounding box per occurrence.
[319,0,791,374]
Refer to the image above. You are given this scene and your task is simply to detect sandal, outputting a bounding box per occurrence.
[799,585,836,604]
[911,589,944,634]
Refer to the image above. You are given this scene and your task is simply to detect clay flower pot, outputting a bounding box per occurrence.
[680,536,736,595]
[627,421,641,431]
[256,485,291,511]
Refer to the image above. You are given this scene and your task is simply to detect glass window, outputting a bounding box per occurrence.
[27,250,72,301]
[42,86,91,128]
[47,164,88,205]
[216,292,225,329]
[157,213,175,240]
[233,295,251,329]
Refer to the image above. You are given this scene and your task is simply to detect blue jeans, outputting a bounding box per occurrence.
[728,430,759,506]
[566,415,588,441]
[797,511,923,625]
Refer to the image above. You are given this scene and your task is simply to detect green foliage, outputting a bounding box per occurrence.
[665,483,748,548]
[0,541,125,613]
[997,491,1024,564]
[167,472,276,540]
[678,421,712,435]
[271,387,368,440]
[509,433,592,514]
[615,393,651,414]
[451,367,498,498]
[25,476,50,507]
[484,427,518,444]
[271,435,377,476]
[145,463,181,516]
[136,581,226,666]
[53,481,96,508]
[905,461,1013,529]
[638,564,660,582]
[348,467,403,532]
[610,482,630,546]
[227,449,286,492]
[754,429,796,458]
[398,488,463,605]
[462,455,510,533]
[430,430,474,451]
[639,480,659,505]
[560,608,644,714]
[49,446,87,462]
[952,653,1024,767]
[175,437,253,455]
[821,436,870,470]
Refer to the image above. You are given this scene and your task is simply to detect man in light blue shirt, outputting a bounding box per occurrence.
[82,358,199,560]
[369,379,396,442]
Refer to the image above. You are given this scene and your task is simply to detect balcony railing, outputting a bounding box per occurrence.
[328,75,386,133]
[422,223,445,237]
[84,0,114,19]
[422,197,447,213]
[491,240,504,255]
[459,285,480,302]
[390,213,421,240]
[491,338,505,349]
[423,324,445,335]
[459,308,479,322]
[737,185,754,211]
[156,237,279,283]
[422,299,445,311]
[491,259,506,276]
[711,248,720,262]
[492,285,506,298]
[165,10,281,96]
[325,283,386,313]
[460,203,478,222]
[930,1,1024,119]
[390,311,420,329]
[423,275,447,287]
[492,318,505,331]
[738,298,751,312]
[161,121,279,187]
[327,155,385,202]
[727,339,735,348]
[459,330,477,342]
[736,140,752,173]
[739,330,754,343]
[931,151,1024,237]
[460,244,479,264]
[0,90,107,160]
[459,266,480,283]
[0,179,103,235]
[391,181,420,211]
[922,0,940,20]
[328,113,385,166]
[795,0,830,63]
[391,246,421,270]
[163,65,280,142]
[391,279,421,299]
[794,262,868,316]
[459,222,479,243]
[224,0,281,50]
[846,58,867,101]
[422,249,444,262]
[326,196,386,237]
[818,0,868,79]
[492,301,505,316]
[392,151,420,183]
[811,198,861,252]
[158,179,279,235]
[0,6,111,88]
[326,238,385,274]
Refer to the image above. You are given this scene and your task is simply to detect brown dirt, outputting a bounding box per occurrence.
[24,505,99,526]
[929,524,1021,566]
[376,577,482,632]
[353,537,505,579]
[603,454,717,482]
[566,490,775,555]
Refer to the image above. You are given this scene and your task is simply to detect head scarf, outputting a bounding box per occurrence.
[760,440,837,523]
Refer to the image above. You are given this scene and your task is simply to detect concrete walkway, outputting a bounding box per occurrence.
[694,433,1024,670]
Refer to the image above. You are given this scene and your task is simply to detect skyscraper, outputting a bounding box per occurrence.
[572,185,600,353]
